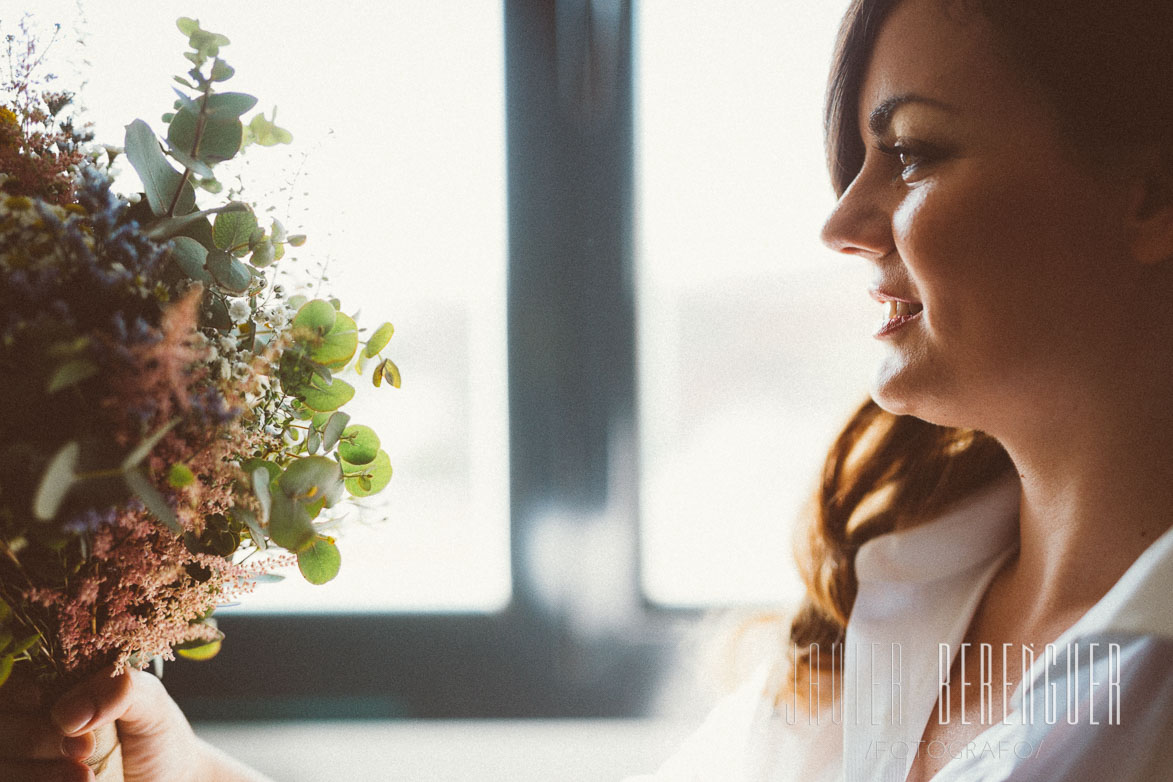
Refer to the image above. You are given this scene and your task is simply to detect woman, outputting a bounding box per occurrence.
[632,0,1173,779]
[6,0,1173,779]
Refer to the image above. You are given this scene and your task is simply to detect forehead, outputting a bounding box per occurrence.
[857,0,1029,135]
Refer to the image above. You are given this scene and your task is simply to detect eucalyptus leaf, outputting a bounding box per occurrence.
[168,109,243,165]
[0,656,13,688]
[267,491,314,551]
[251,466,273,524]
[204,294,232,331]
[300,377,355,413]
[292,299,336,336]
[338,425,380,466]
[144,202,249,241]
[205,92,258,118]
[306,428,321,455]
[169,236,211,283]
[344,450,392,497]
[373,357,402,389]
[321,412,350,452]
[176,638,221,661]
[309,312,358,366]
[364,322,395,358]
[33,441,79,520]
[249,240,276,268]
[213,209,258,251]
[121,418,180,471]
[124,119,196,216]
[10,634,39,656]
[297,536,341,585]
[278,456,344,506]
[125,468,183,534]
[235,507,267,551]
[210,60,235,82]
[164,140,214,178]
[206,250,252,294]
[246,109,293,146]
[47,359,99,393]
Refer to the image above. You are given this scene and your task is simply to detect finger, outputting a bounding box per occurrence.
[49,666,132,737]
[0,758,92,782]
[49,668,186,741]
[0,712,77,760]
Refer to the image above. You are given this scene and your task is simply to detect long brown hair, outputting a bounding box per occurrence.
[789,0,1173,688]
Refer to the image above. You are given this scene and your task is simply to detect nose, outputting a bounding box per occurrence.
[819,172,893,261]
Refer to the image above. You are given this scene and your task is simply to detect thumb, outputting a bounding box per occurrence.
[49,666,186,740]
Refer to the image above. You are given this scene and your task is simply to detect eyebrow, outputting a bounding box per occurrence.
[867,94,957,137]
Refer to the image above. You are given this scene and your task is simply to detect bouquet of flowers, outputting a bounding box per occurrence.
[0,14,398,718]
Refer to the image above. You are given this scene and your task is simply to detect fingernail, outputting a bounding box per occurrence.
[51,694,95,735]
[60,733,91,758]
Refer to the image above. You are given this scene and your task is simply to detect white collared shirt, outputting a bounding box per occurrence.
[627,473,1173,781]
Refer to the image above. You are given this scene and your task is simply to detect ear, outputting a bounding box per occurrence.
[1127,160,1173,266]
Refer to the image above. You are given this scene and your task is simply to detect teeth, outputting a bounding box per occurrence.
[884,300,917,319]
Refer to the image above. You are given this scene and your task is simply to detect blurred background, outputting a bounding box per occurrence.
[2,0,874,777]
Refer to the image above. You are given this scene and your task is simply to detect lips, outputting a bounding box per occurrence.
[869,287,924,337]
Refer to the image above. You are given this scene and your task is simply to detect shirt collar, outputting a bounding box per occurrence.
[852,467,1173,638]
[854,471,1021,585]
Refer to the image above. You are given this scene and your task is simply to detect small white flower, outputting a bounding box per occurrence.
[218,335,238,353]
[228,299,251,322]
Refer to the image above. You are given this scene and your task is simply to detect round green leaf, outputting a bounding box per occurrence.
[206,250,252,293]
[169,236,212,283]
[344,450,392,497]
[338,425,379,466]
[241,459,280,484]
[213,209,258,252]
[320,412,350,452]
[292,299,337,337]
[305,427,321,455]
[267,491,314,550]
[34,441,79,520]
[297,536,341,585]
[278,456,343,505]
[309,312,358,366]
[249,239,276,268]
[176,638,222,661]
[168,109,243,165]
[300,377,355,413]
[176,17,199,36]
[168,463,195,487]
[364,322,395,358]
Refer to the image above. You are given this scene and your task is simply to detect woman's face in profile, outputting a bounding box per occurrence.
[821,0,1145,436]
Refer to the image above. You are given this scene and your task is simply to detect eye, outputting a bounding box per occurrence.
[876,140,937,182]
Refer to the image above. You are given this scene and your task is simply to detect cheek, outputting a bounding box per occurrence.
[892,175,1078,340]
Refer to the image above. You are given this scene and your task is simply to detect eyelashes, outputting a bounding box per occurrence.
[874,139,945,182]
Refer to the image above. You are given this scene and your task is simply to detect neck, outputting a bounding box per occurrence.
[995,390,1173,624]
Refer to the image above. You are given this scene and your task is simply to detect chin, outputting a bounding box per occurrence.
[869,370,965,429]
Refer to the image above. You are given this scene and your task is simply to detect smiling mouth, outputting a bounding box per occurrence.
[884,300,924,319]
[875,299,924,338]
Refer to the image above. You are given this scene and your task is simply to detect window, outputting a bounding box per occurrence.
[47,0,512,612]
[635,0,873,607]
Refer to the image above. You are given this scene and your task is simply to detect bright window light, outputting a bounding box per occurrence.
[636,1,878,607]
[26,0,511,612]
